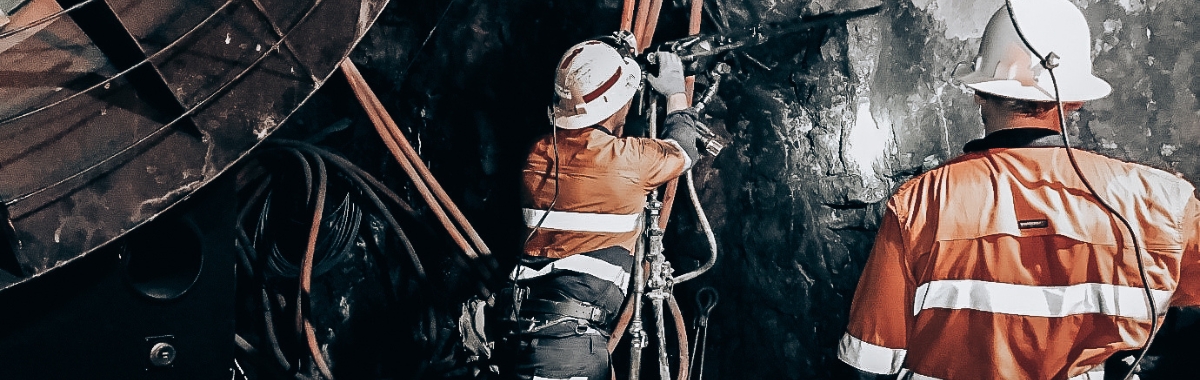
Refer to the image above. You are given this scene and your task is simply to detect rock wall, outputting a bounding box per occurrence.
[681,1,1200,378]
[304,0,1200,378]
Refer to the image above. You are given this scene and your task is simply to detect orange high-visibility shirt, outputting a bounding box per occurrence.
[838,146,1200,380]
[521,127,688,258]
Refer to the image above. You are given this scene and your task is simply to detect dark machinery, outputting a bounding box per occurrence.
[0,0,389,377]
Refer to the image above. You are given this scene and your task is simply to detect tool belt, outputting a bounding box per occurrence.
[520,297,609,325]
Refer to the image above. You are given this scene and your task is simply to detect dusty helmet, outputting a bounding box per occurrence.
[955,0,1111,102]
[551,33,642,129]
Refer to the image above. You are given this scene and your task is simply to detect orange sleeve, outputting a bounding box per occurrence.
[837,207,914,375]
[1171,196,1200,306]
[634,137,687,189]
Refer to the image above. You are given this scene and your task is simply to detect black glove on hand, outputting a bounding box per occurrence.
[647,52,686,96]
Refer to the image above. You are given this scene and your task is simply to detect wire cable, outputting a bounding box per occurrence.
[1003,2,1157,378]
[0,0,238,127]
[4,0,327,207]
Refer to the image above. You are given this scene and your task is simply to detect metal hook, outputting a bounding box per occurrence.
[694,286,719,327]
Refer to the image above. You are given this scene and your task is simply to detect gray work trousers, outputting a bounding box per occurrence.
[512,328,609,380]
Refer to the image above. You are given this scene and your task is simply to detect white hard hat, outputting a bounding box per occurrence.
[551,35,642,129]
[955,0,1111,102]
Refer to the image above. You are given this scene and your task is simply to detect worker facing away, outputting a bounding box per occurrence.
[838,1,1200,379]
[503,32,703,380]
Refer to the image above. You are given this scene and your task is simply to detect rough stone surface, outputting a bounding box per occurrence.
[294,0,1200,378]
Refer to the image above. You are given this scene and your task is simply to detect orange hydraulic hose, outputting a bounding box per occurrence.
[609,261,649,353]
[340,59,494,281]
[380,100,494,259]
[631,0,653,46]
[657,0,703,230]
[297,151,336,380]
[638,0,665,51]
[688,0,703,34]
[621,0,636,31]
[668,294,691,380]
[608,294,635,352]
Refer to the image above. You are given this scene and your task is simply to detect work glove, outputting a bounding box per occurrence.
[646,52,686,96]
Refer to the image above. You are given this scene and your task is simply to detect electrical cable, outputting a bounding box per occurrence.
[295,147,335,380]
[261,287,293,371]
[667,294,690,380]
[508,116,561,339]
[398,0,461,83]
[522,124,560,247]
[1002,2,1157,379]
[273,140,427,279]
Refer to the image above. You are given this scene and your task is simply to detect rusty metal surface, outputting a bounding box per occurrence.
[0,0,388,290]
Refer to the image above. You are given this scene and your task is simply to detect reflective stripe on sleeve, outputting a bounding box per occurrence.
[837,333,906,375]
[511,254,631,294]
[905,366,1104,380]
[913,280,1173,320]
[664,139,693,170]
[523,208,641,233]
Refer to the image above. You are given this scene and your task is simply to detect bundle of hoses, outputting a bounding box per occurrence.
[232,58,500,379]
[235,138,487,379]
[234,140,435,379]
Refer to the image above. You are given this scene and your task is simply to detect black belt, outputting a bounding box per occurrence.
[521,298,608,324]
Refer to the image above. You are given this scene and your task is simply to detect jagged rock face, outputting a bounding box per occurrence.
[340,0,1200,378]
[683,1,1200,378]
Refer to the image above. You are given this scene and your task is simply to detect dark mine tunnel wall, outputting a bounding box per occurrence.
[337,0,1200,378]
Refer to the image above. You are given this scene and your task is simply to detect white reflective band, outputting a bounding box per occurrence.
[511,254,631,294]
[664,139,693,170]
[913,280,1173,320]
[523,208,641,233]
[904,366,1103,380]
[836,333,906,375]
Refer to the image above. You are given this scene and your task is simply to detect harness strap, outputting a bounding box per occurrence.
[521,298,608,324]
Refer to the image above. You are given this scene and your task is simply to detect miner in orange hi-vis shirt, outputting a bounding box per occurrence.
[503,31,704,380]
[838,1,1200,380]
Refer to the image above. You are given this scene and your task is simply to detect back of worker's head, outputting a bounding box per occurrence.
[955,0,1111,108]
[550,32,642,130]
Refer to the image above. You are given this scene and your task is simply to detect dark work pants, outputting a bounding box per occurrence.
[507,247,634,380]
[512,332,609,380]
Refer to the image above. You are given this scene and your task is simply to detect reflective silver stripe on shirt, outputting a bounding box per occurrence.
[523,208,641,233]
[904,366,1104,380]
[664,138,693,170]
[510,254,632,294]
[836,333,906,375]
[913,280,1173,320]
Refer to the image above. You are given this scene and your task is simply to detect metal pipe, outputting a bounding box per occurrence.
[653,296,670,380]
[628,239,648,380]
